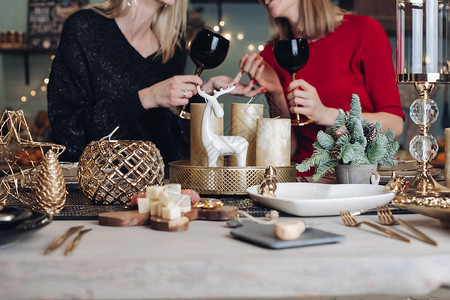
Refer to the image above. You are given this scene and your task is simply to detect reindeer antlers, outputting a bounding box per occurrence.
[197,85,236,101]
[212,85,236,97]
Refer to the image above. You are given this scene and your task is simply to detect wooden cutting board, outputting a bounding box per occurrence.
[98,205,238,232]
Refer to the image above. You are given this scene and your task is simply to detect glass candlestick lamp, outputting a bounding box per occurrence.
[395,0,450,204]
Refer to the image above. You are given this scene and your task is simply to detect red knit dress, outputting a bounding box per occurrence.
[260,15,404,174]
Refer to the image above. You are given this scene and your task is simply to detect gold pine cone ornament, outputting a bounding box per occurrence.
[32,149,67,215]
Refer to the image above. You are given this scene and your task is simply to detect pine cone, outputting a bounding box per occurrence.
[33,149,67,215]
[335,125,349,139]
[331,145,341,159]
[364,124,378,146]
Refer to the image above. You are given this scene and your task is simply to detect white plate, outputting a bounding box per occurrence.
[247,182,395,217]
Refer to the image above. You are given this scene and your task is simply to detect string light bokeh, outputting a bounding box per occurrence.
[19,55,53,103]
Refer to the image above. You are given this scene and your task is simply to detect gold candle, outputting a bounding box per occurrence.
[445,128,450,187]
[230,103,264,166]
[256,118,291,167]
[190,103,224,166]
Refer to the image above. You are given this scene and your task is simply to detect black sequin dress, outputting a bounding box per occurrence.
[48,9,190,165]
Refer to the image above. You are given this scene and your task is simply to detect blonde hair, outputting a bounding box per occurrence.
[268,0,348,41]
[86,0,187,63]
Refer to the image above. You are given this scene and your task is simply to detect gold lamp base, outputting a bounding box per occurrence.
[393,163,450,205]
[388,165,450,228]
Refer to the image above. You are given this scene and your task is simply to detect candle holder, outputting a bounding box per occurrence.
[393,0,450,208]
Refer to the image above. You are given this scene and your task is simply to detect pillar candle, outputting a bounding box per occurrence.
[255,118,291,167]
[229,103,264,166]
[412,5,423,73]
[445,128,450,187]
[426,0,438,73]
[190,103,224,166]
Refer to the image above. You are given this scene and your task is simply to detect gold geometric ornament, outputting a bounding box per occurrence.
[0,110,66,212]
[78,139,164,205]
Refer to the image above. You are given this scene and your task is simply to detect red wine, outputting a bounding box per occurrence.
[273,38,309,74]
[190,29,229,73]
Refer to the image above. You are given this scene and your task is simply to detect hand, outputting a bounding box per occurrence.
[286,79,338,126]
[204,72,262,97]
[239,53,283,95]
[138,75,203,109]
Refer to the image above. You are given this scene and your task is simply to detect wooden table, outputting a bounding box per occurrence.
[1,213,450,299]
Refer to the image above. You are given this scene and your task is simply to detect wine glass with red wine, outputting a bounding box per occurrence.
[274,38,312,126]
[170,28,230,119]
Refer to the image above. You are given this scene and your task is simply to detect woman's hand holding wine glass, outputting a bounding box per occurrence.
[273,38,312,126]
[170,28,230,119]
[286,79,338,126]
[139,75,202,109]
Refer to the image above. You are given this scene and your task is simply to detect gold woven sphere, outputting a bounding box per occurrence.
[78,140,164,205]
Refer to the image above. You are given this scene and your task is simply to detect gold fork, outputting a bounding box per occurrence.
[340,210,410,243]
[377,206,438,246]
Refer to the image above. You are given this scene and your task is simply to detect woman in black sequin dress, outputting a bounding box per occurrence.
[48,0,202,164]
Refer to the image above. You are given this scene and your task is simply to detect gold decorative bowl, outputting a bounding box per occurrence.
[78,140,164,205]
[169,160,297,195]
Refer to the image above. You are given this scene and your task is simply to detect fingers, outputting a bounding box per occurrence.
[248,56,264,78]
[254,64,265,81]
[230,81,264,98]
[181,75,203,86]
[288,78,314,93]
[232,71,244,86]
[239,53,249,69]
[240,53,261,77]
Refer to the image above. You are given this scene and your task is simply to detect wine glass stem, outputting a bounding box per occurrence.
[195,66,204,77]
[291,72,301,123]
[179,66,204,115]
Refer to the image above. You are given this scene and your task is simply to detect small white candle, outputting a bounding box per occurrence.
[426,0,438,73]
[412,5,423,73]
[255,118,291,167]
[230,103,264,166]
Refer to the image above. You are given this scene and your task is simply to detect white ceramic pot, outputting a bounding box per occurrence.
[335,164,378,184]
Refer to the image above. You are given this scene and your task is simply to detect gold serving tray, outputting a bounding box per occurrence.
[169,160,297,195]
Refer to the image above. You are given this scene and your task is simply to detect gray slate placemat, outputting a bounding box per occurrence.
[230,222,345,249]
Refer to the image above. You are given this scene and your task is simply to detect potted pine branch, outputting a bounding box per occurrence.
[296,94,399,183]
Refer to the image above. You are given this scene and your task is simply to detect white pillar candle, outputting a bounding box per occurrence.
[190,103,223,166]
[230,103,264,166]
[397,5,406,75]
[255,118,291,167]
[412,5,423,73]
[426,0,438,73]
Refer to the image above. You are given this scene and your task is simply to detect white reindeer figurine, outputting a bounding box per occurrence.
[197,85,249,167]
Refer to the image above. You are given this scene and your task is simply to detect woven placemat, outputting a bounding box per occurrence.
[5,189,291,220]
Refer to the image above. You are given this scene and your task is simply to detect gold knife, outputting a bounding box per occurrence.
[396,218,438,246]
[64,228,92,256]
[44,225,84,255]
